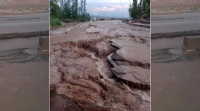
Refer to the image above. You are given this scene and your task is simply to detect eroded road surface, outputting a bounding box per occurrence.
[152,12,200,111]
[0,12,49,34]
[50,20,150,111]
[151,12,200,34]
[0,12,49,111]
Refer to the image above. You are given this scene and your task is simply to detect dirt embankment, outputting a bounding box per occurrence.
[50,21,150,111]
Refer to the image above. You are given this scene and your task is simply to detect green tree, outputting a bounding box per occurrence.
[50,0,90,27]
[131,0,138,19]
[62,0,72,18]
[50,0,62,19]
[71,0,78,19]
[129,0,150,19]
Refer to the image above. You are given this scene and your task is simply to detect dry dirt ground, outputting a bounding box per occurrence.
[151,0,200,14]
[50,20,150,111]
[0,0,49,14]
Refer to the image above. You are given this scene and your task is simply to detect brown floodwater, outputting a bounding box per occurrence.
[152,37,200,111]
[0,37,49,111]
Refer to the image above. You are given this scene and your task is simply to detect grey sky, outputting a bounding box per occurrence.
[86,0,132,18]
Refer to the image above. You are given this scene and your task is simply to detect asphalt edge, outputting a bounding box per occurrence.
[0,30,49,40]
[152,30,200,39]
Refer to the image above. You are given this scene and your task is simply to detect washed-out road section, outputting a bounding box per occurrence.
[0,12,49,35]
[151,12,200,38]
[50,20,150,111]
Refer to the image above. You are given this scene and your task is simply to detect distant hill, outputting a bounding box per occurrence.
[151,0,200,8]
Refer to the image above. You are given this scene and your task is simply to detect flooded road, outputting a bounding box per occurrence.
[152,36,200,111]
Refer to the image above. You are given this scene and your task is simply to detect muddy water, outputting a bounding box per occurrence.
[152,37,200,111]
[0,37,49,111]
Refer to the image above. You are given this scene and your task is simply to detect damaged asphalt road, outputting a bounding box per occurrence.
[0,12,49,111]
[50,20,150,111]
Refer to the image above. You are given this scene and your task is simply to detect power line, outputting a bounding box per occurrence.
[119,0,124,18]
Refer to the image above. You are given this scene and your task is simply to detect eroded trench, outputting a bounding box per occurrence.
[51,36,150,111]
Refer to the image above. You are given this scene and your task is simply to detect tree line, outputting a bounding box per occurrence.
[50,0,90,28]
[129,0,150,19]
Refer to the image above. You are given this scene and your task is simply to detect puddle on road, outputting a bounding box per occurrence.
[152,36,200,111]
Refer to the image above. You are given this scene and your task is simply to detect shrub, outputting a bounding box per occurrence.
[62,18,77,23]
[141,14,148,20]
[99,18,105,21]
[50,16,61,28]
[111,18,115,20]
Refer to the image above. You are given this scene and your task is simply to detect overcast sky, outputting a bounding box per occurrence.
[86,0,132,18]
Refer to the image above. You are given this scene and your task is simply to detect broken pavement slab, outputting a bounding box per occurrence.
[38,36,49,51]
[107,38,150,89]
[183,36,200,51]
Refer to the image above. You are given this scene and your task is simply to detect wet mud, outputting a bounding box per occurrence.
[50,20,150,111]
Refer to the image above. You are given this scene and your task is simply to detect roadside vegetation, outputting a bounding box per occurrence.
[129,0,150,20]
[50,0,91,29]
